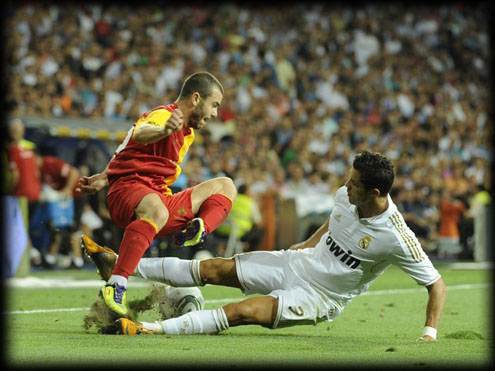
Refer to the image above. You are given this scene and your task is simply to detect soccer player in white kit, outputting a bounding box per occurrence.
[85,150,446,341]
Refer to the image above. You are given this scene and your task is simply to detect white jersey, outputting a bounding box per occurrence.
[288,186,441,312]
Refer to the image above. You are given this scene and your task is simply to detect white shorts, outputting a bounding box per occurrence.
[234,250,341,329]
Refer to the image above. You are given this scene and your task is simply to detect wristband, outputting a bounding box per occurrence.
[422,326,437,339]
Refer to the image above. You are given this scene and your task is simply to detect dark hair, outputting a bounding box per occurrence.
[353,150,395,195]
[178,71,224,100]
[238,184,248,194]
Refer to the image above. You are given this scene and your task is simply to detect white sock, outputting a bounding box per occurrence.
[45,254,57,265]
[160,308,229,335]
[135,258,202,286]
[72,256,84,268]
[107,274,128,288]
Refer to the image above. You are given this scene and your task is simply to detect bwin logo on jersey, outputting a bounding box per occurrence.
[326,233,361,269]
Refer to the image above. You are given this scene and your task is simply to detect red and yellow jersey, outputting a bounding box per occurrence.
[106,103,195,195]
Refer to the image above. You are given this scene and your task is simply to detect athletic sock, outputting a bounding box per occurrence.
[160,308,229,335]
[135,257,202,286]
[108,274,128,288]
[112,219,157,279]
[197,194,232,235]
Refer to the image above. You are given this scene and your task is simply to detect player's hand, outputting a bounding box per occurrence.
[76,173,108,195]
[163,109,184,136]
[416,335,437,342]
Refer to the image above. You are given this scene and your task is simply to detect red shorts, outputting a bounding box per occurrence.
[107,177,195,238]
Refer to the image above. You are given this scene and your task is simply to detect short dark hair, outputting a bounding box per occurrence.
[353,150,395,195]
[178,71,224,100]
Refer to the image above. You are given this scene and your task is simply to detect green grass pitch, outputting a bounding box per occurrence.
[4,263,493,367]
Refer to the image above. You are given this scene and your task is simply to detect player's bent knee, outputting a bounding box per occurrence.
[143,207,169,230]
[199,257,236,285]
[215,177,237,200]
[223,297,277,327]
[136,194,170,230]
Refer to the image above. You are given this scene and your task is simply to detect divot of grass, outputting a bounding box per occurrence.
[444,330,484,340]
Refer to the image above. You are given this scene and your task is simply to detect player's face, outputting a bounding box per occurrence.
[188,88,223,129]
[345,168,370,206]
[8,119,25,141]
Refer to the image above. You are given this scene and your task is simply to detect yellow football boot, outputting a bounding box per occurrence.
[115,318,153,335]
[100,283,129,317]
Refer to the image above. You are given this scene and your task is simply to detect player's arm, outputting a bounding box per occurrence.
[76,160,111,195]
[289,217,330,250]
[417,277,446,342]
[60,166,80,197]
[133,109,184,145]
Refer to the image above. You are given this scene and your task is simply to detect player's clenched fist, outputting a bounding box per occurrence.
[163,109,184,136]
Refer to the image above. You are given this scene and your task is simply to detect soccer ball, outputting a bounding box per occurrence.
[157,285,205,320]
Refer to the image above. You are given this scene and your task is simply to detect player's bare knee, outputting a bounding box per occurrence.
[216,177,237,200]
[136,194,170,230]
[223,301,267,326]
[140,207,169,231]
[223,302,251,324]
[199,257,234,285]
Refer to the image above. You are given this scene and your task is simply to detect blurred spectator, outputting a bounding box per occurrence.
[7,118,42,265]
[437,189,467,259]
[6,118,41,205]
[36,154,85,268]
[466,185,493,261]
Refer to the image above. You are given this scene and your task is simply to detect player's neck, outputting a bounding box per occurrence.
[175,100,192,126]
[358,197,389,218]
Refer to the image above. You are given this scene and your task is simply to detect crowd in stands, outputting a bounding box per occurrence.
[5,2,492,263]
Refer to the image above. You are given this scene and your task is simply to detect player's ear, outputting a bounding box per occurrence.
[191,92,201,106]
[370,188,381,197]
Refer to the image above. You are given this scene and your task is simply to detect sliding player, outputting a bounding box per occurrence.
[84,150,445,342]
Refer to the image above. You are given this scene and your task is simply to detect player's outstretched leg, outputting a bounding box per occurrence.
[113,307,229,335]
[82,234,201,287]
[113,296,277,335]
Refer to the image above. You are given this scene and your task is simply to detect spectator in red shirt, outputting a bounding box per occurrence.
[35,154,86,268]
[37,155,83,199]
[437,188,467,258]
[6,117,42,265]
[7,118,41,204]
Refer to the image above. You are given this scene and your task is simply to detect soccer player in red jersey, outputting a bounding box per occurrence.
[78,72,237,317]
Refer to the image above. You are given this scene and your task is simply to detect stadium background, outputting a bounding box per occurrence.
[3,1,493,275]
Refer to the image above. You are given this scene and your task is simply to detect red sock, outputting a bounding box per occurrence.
[113,219,157,278]
[197,194,233,235]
